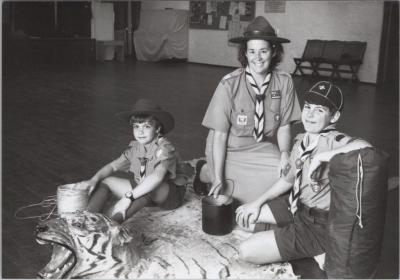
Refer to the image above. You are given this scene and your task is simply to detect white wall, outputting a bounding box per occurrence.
[270,1,383,83]
[91,1,114,40]
[139,1,383,83]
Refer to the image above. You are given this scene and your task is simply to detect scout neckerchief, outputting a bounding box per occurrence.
[138,157,148,180]
[245,67,272,142]
[288,128,336,215]
[137,136,160,181]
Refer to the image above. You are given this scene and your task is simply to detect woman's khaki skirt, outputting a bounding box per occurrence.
[205,132,281,204]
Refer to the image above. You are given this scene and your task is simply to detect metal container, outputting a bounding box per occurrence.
[202,195,234,236]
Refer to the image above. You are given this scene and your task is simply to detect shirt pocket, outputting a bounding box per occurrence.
[230,109,255,137]
[264,99,282,135]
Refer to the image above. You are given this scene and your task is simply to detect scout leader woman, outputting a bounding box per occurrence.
[194,16,301,204]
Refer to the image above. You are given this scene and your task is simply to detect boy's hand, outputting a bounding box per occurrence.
[111,198,131,220]
[235,201,262,229]
[279,151,290,177]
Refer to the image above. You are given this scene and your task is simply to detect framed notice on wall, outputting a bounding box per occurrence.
[189,1,255,30]
[264,1,286,13]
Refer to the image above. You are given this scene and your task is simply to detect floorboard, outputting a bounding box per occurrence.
[2,60,398,278]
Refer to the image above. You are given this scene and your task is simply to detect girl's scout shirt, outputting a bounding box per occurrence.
[283,129,354,211]
[110,137,177,184]
[202,68,301,148]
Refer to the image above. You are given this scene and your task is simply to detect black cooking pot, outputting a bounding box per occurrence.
[202,194,234,236]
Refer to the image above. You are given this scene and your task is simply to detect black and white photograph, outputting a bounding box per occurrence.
[2,0,399,279]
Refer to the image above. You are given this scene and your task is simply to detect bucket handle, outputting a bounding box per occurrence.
[213,178,235,200]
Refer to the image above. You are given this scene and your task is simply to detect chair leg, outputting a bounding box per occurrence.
[292,66,300,76]
[311,62,320,77]
[332,64,341,80]
[292,60,303,76]
[350,65,360,82]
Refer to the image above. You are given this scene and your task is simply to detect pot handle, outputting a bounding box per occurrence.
[213,179,235,201]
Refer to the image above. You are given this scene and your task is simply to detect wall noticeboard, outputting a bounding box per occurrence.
[189,1,255,30]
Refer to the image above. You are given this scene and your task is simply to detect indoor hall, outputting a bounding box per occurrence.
[2,1,398,279]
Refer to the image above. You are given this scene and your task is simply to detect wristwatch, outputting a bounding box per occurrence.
[125,191,135,202]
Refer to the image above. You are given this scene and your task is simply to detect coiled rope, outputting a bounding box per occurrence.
[14,182,89,221]
[14,195,58,221]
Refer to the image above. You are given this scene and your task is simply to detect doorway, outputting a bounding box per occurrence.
[377,1,399,90]
[113,1,141,59]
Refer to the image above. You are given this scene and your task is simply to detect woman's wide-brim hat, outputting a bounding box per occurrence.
[229,16,290,44]
[116,98,175,134]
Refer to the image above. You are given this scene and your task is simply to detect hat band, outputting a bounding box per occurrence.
[244,30,277,37]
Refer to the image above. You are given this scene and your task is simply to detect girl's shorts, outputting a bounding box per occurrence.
[127,172,186,210]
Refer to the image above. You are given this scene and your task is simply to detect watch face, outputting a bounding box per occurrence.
[125,192,132,198]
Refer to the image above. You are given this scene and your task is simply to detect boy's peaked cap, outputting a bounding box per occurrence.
[304,81,343,111]
[116,99,175,134]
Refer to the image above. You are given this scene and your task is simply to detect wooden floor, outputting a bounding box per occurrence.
[2,59,398,278]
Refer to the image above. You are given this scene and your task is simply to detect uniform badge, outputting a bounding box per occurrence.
[295,158,303,169]
[271,90,281,99]
[274,114,281,122]
[282,163,291,176]
[237,114,248,125]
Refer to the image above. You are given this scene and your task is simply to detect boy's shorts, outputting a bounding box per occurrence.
[128,172,186,210]
[257,195,328,261]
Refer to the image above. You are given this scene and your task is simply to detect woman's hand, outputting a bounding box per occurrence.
[111,198,131,220]
[208,180,224,198]
[235,201,262,229]
[279,151,290,177]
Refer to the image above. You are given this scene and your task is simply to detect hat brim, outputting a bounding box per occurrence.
[229,35,290,44]
[115,110,175,134]
[304,92,339,111]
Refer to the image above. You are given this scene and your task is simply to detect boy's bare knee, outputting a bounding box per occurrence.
[101,177,113,187]
[238,231,282,265]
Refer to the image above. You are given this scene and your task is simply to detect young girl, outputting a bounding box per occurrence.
[84,99,186,223]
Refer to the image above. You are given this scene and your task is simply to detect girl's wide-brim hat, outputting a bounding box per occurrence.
[229,16,290,44]
[116,98,175,134]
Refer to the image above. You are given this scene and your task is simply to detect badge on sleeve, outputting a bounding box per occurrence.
[237,114,248,125]
[271,90,281,99]
[274,114,281,122]
[282,163,292,176]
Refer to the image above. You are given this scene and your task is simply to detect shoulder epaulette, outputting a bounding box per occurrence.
[221,68,243,81]
[274,69,291,77]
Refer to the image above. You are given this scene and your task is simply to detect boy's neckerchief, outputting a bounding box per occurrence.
[245,67,272,142]
[288,127,336,215]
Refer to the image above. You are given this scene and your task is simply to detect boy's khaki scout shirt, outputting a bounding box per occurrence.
[202,68,301,147]
[283,130,353,211]
[110,137,177,184]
